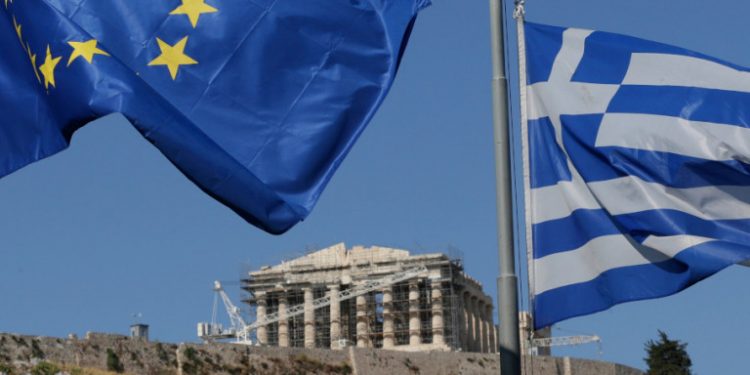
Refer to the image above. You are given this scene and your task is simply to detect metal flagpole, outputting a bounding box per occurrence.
[489,0,521,374]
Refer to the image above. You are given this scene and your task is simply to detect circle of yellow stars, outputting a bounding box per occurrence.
[5,0,218,92]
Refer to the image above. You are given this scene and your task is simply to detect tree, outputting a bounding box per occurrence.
[644,330,693,375]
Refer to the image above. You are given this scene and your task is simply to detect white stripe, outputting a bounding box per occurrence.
[527,83,620,121]
[534,234,712,294]
[531,180,600,224]
[548,29,593,82]
[532,175,750,224]
[623,53,750,93]
[641,234,713,257]
[596,113,750,162]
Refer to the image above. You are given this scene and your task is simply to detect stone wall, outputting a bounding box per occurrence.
[0,332,643,375]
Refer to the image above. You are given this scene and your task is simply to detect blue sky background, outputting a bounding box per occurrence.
[1,0,748,373]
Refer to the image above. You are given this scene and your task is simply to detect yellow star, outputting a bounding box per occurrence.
[169,0,218,28]
[67,39,109,66]
[26,43,41,83]
[13,16,22,44]
[39,45,62,89]
[148,36,197,80]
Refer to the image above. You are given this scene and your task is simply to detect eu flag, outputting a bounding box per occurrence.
[1,0,429,234]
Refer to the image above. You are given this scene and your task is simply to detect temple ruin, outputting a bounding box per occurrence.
[242,243,497,352]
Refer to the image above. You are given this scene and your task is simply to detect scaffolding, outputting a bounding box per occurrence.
[314,287,331,348]
[241,245,487,352]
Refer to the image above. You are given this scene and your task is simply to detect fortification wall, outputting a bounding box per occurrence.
[0,332,643,375]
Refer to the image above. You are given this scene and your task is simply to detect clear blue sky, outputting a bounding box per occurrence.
[0,0,747,373]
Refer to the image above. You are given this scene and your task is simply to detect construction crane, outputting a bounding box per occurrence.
[197,281,251,344]
[198,264,428,344]
[531,334,603,356]
[532,335,601,348]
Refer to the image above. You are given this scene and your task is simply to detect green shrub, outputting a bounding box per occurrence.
[183,347,198,362]
[30,361,60,375]
[106,348,124,373]
[10,337,26,348]
[292,354,325,372]
[156,343,170,363]
[0,362,15,374]
[30,340,45,359]
[323,362,353,375]
[181,347,204,375]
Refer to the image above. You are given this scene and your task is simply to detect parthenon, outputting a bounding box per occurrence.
[242,243,497,352]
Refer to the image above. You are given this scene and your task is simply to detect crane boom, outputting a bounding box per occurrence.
[532,335,601,347]
[198,281,252,344]
[199,264,428,344]
[215,281,249,339]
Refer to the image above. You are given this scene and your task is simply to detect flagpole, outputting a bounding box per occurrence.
[489,0,521,374]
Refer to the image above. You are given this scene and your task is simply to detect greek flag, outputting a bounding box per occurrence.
[524,22,750,329]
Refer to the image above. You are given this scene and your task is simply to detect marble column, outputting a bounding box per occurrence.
[465,294,474,351]
[382,287,395,349]
[470,296,479,352]
[356,294,369,348]
[431,282,445,347]
[408,280,421,346]
[486,305,495,353]
[462,292,471,351]
[278,293,289,348]
[329,285,341,349]
[477,300,486,353]
[495,325,500,355]
[303,288,315,348]
[256,293,267,345]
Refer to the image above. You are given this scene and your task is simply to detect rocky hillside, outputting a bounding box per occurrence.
[0,332,642,375]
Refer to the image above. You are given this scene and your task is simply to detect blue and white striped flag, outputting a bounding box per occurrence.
[524,22,750,329]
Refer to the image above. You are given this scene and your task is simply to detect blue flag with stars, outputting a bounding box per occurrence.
[1,0,429,234]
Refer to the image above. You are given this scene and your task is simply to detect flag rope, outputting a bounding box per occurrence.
[514,0,536,343]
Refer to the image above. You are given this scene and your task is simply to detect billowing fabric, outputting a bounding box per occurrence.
[0,0,429,234]
[524,22,750,329]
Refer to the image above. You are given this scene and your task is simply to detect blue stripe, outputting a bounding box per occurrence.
[573,31,688,84]
[558,113,750,187]
[525,23,564,85]
[534,208,750,258]
[533,209,617,257]
[529,117,571,188]
[573,26,750,86]
[534,240,750,329]
[609,85,750,128]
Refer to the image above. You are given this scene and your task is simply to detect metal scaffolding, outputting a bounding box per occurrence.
[237,245,494,353]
